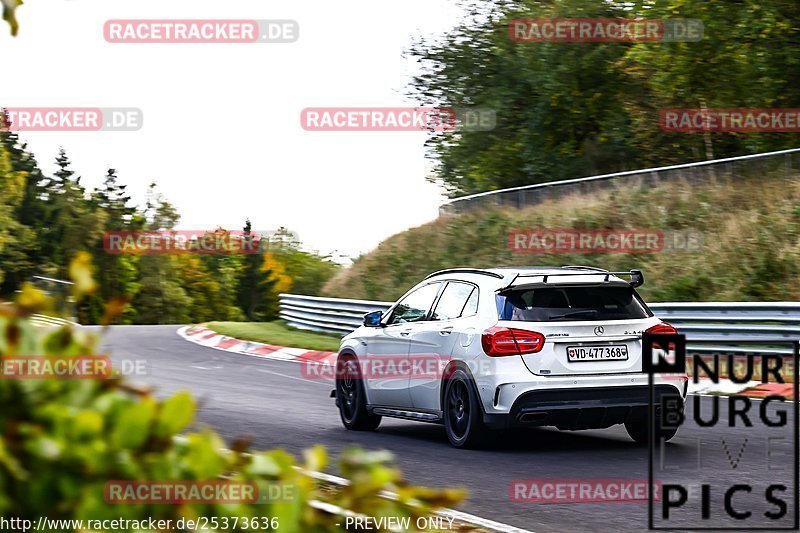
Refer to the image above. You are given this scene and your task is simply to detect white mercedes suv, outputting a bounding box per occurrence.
[333,266,687,448]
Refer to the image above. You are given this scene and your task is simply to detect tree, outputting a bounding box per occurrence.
[0,141,29,289]
[176,254,229,322]
[621,0,800,164]
[0,110,39,294]
[408,0,800,196]
[0,125,337,323]
[259,249,292,320]
[82,168,141,324]
[236,219,273,321]
[38,149,75,273]
[199,228,246,321]
[131,184,191,324]
[236,226,340,321]
[94,168,135,226]
[267,228,340,296]
[52,152,107,279]
[409,0,638,196]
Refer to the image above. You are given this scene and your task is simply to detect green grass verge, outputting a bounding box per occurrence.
[205,321,342,352]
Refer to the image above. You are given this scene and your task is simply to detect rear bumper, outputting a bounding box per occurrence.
[482,384,683,430]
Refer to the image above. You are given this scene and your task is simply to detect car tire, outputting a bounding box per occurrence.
[336,355,381,431]
[443,368,490,448]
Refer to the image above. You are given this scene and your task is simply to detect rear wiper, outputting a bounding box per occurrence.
[549,310,598,320]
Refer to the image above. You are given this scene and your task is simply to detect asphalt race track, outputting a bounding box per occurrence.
[98,325,799,533]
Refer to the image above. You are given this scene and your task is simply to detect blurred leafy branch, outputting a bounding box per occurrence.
[0,255,465,531]
[1,0,21,36]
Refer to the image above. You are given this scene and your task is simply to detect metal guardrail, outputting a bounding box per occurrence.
[0,302,79,328]
[652,302,800,355]
[280,294,393,335]
[279,294,800,355]
[440,147,800,215]
[29,314,79,328]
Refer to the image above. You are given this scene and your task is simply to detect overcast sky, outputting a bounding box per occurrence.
[2,0,466,261]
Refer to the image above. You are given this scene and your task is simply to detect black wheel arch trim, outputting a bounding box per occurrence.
[439,360,488,417]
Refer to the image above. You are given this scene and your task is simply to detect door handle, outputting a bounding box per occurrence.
[439,327,454,336]
[400,329,412,336]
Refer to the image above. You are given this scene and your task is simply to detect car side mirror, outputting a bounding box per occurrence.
[363,310,383,327]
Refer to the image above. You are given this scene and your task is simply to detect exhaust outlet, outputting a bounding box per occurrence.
[519,412,548,423]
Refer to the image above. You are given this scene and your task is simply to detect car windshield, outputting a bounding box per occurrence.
[497,285,653,322]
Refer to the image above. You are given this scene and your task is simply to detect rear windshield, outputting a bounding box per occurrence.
[497,286,653,322]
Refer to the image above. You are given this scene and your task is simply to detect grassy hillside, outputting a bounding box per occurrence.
[323,173,800,302]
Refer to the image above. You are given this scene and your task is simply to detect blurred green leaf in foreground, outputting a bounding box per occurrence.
[1,0,22,36]
[0,255,465,531]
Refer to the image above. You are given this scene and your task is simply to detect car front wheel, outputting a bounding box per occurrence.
[336,355,381,431]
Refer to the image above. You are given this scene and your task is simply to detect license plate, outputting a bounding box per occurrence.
[567,345,629,362]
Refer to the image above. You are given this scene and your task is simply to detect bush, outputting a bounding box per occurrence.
[0,259,464,531]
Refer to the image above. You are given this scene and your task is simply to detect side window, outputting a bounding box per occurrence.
[387,283,441,325]
[431,282,478,321]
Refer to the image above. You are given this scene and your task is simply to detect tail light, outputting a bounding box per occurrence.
[482,327,545,357]
[645,322,678,334]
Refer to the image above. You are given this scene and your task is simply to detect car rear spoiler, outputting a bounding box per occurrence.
[497,269,644,292]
